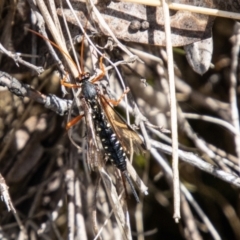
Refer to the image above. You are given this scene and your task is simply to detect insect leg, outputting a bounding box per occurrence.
[91,56,106,83]
[66,114,84,130]
[122,171,140,203]
[61,79,81,88]
[104,87,130,107]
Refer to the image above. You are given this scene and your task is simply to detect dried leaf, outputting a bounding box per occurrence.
[184,36,213,75]
[58,0,215,46]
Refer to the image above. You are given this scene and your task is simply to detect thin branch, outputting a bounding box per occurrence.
[0,71,72,116]
[183,113,238,135]
[120,0,240,20]
[65,169,75,240]
[229,22,240,164]
[161,0,180,221]
[151,141,240,188]
[150,148,221,240]
[0,43,44,74]
[35,0,79,78]
[85,0,137,61]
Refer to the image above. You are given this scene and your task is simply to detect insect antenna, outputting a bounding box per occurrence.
[122,171,140,203]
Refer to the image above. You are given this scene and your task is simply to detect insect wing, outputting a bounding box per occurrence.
[99,95,144,154]
[81,98,103,171]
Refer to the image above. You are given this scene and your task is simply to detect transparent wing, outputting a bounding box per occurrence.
[82,98,104,171]
[99,95,145,154]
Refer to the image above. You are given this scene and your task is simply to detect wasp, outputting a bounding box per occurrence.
[27,28,144,202]
[64,56,144,202]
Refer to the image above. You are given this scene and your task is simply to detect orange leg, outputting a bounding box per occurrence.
[61,80,81,88]
[61,72,81,88]
[107,87,130,106]
[91,56,130,106]
[91,56,106,84]
[66,114,84,130]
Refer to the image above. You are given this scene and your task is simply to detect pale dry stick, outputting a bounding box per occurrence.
[47,214,64,240]
[0,174,27,238]
[221,156,239,173]
[128,46,164,66]
[0,174,12,212]
[120,0,240,20]
[178,108,236,173]
[183,113,238,136]
[135,200,144,240]
[153,153,201,240]
[0,71,72,115]
[126,160,148,195]
[99,167,130,240]
[102,184,129,240]
[65,169,75,240]
[28,0,67,74]
[150,124,238,174]
[181,185,221,240]
[87,176,100,238]
[229,22,240,165]
[75,179,88,240]
[85,0,137,61]
[93,191,126,240]
[38,200,64,239]
[122,203,132,240]
[35,0,79,79]
[27,221,52,240]
[47,0,65,43]
[59,0,81,74]
[30,15,37,73]
[176,108,217,158]
[161,0,180,222]
[0,0,16,63]
[92,191,100,239]
[65,0,105,59]
[150,148,221,240]
[93,182,109,239]
[168,2,240,20]
[59,0,88,124]
[0,43,44,75]
[151,140,240,188]
[207,143,239,166]
[180,194,202,240]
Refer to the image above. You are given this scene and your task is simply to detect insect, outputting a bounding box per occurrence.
[81,72,143,202]
[27,28,144,202]
[65,57,144,202]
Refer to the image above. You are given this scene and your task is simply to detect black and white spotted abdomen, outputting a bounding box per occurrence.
[89,98,127,172]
